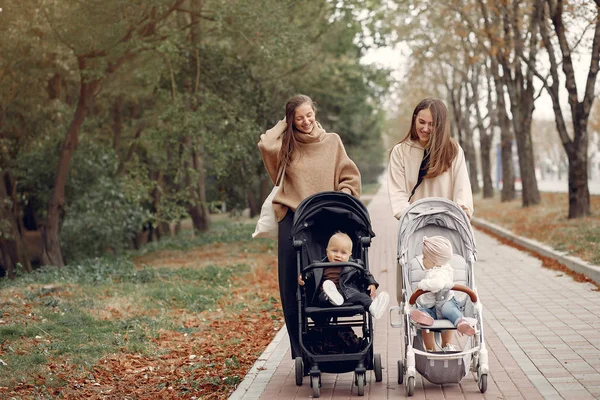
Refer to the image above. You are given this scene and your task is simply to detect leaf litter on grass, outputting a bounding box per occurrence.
[0,235,283,400]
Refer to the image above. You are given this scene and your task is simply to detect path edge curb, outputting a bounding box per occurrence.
[472,217,600,286]
[228,326,288,399]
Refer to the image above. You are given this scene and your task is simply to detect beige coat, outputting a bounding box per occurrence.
[259,120,361,221]
[387,140,473,219]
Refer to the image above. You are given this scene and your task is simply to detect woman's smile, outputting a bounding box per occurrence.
[294,103,316,134]
[415,109,433,146]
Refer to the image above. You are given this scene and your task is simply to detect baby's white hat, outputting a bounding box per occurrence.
[422,235,453,265]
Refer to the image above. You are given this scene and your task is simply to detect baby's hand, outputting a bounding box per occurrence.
[368,284,377,298]
[298,275,305,286]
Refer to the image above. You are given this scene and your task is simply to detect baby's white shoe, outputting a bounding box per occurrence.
[442,343,458,352]
[369,292,390,319]
[323,280,344,306]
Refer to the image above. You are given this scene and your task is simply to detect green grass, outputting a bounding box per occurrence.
[0,218,257,391]
[0,306,157,389]
[141,264,247,311]
[133,218,259,256]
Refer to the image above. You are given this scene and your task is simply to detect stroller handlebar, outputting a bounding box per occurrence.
[409,284,478,305]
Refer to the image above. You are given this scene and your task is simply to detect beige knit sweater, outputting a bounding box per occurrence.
[387,140,473,219]
[258,120,361,221]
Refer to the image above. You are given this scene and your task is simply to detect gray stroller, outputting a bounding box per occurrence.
[389,198,489,396]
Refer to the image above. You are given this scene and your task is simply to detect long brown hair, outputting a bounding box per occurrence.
[398,98,457,179]
[278,94,317,172]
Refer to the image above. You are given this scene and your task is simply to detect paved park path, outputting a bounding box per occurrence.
[231,182,600,400]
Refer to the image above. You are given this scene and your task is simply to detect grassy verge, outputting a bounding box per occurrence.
[0,218,281,399]
[474,192,600,266]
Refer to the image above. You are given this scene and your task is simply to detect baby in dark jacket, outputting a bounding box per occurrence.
[298,232,389,319]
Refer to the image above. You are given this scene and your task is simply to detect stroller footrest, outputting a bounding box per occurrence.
[306,305,365,317]
[413,319,455,330]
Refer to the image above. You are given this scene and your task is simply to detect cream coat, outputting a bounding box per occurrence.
[387,140,473,219]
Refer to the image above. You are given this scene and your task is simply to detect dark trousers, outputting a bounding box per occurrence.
[278,209,302,359]
[317,290,373,310]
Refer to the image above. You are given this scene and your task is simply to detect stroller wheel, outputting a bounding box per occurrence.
[311,374,321,398]
[294,357,303,386]
[406,376,415,396]
[355,371,365,396]
[397,360,403,384]
[374,353,383,382]
[478,374,488,393]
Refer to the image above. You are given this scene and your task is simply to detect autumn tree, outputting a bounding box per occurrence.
[1,0,395,272]
[536,0,600,218]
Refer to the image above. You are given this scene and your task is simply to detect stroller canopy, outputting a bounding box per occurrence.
[292,191,375,264]
[397,197,476,264]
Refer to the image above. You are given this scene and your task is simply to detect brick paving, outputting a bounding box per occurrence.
[231,183,600,400]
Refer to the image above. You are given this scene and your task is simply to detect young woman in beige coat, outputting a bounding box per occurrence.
[258,94,361,359]
[388,97,473,351]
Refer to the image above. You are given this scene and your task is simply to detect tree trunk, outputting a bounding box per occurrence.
[505,103,539,207]
[185,0,210,233]
[539,0,597,217]
[112,95,123,152]
[480,134,494,198]
[117,123,145,175]
[475,101,494,199]
[463,128,480,195]
[511,108,541,207]
[47,72,64,101]
[247,188,259,218]
[261,174,271,200]
[456,99,480,195]
[0,172,32,277]
[186,139,210,232]
[566,144,590,219]
[157,222,171,238]
[42,78,99,267]
[460,72,480,195]
[8,174,33,273]
[448,82,479,194]
[495,77,516,202]
[460,107,480,195]
[0,241,17,279]
[0,175,18,278]
[505,0,542,208]
[476,69,494,198]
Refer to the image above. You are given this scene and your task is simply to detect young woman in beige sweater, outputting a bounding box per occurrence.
[388,97,473,351]
[258,94,361,359]
[387,98,473,220]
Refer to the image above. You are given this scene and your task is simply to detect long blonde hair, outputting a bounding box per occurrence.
[398,98,457,179]
[278,94,317,173]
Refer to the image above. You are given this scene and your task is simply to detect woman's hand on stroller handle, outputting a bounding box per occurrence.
[409,284,478,305]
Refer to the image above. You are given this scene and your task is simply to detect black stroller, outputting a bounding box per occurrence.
[292,191,383,398]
